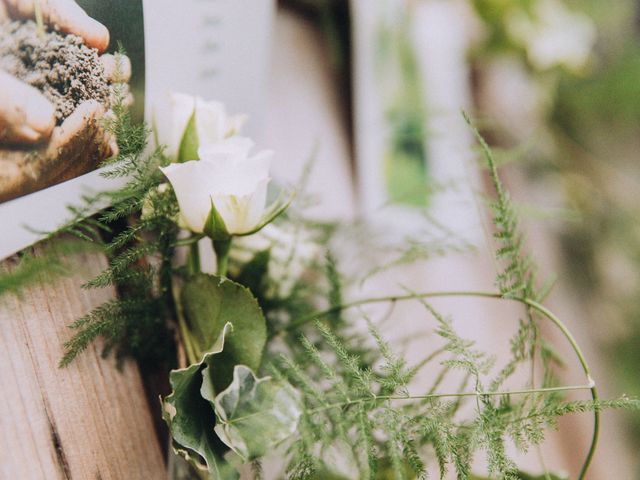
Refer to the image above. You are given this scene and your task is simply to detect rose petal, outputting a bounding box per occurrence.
[195,98,227,146]
[198,136,255,161]
[212,178,268,234]
[161,161,219,232]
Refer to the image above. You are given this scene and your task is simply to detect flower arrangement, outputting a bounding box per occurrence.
[8,89,636,480]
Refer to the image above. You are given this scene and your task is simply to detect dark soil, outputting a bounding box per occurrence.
[0,20,110,125]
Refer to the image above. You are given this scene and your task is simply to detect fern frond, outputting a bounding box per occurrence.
[357,403,378,479]
[464,112,535,300]
[316,321,373,396]
[0,250,66,297]
[367,319,411,395]
[83,240,161,289]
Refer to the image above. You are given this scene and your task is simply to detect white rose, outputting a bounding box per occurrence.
[167,93,247,160]
[507,0,595,72]
[231,223,323,298]
[160,137,273,235]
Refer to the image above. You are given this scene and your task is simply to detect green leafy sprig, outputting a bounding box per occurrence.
[26,88,636,480]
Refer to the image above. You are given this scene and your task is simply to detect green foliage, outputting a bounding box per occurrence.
[181,274,267,391]
[56,87,178,367]
[269,316,637,480]
[60,297,158,367]
[235,249,270,298]
[472,473,567,480]
[163,323,238,480]
[465,113,566,416]
[0,240,97,298]
[465,113,534,300]
[554,46,640,137]
[213,365,303,461]
[164,315,300,478]
[26,67,637,480]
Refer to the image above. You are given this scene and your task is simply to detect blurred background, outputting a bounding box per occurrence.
[261,0,640,477]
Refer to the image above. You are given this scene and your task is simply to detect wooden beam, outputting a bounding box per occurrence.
[0,244,165,479]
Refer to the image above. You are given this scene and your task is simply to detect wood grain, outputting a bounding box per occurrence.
[0,245,165,479]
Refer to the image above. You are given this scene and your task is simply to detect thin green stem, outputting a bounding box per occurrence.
[223,383,594,427]
[187,241,201,276]
[282,290,499,333]
[213,238,231,277]
[523,297,599,480]
[308,383,593,416]
[281,289,599,478]
[171,279,198,366]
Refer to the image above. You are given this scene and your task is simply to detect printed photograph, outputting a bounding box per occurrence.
[0,0,144,203]
[1,1,639,479]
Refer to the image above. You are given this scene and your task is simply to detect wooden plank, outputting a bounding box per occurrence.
[0,244,165,479]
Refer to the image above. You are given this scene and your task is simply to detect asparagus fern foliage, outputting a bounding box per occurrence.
[24,95,637,480]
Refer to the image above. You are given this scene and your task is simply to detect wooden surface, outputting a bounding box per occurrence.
[0,245,165,479]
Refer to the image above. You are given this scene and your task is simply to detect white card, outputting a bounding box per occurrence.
[0,0,275,260]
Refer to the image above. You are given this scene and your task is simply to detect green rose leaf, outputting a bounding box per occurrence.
[181,273,267,392]
[178,111,199,162]
[211,365,303,461]
[162,323,239,480]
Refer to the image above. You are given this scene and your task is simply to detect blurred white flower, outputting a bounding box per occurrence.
[507,0,596,72]
[166,93,246,160]
[160,137,272,235]
[231,223,323,298]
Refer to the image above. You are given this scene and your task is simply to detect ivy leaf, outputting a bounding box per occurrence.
[178,111,199,162]
[162,323,239,479]
[164,274,268,477]
[181,273,267,391]
[211,365,303,461]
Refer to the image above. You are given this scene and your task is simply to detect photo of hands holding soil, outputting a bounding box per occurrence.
[0,0,144,203]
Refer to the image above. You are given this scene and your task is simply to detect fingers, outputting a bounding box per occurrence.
[48,99,104,150]
[0,71,56,144]
[46,0,110,52]
[48,99,116,163]
[5,0,109,53]
[100,54,132,83]
[0,98,115,202]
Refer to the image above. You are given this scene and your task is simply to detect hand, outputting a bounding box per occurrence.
[0,55,131,202]
[0,0,113,145]
[0,100,114,202]
[0,0,132,202]
[1,0,109,52]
